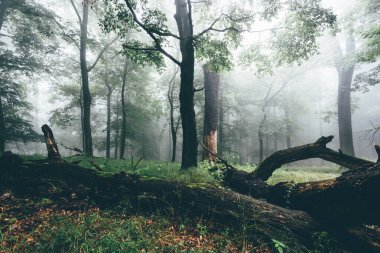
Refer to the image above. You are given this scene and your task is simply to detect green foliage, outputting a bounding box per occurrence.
[358,25,380,62]
[194,35,233,72]
[101,0,166,69]
[0,0,58,147]
[273,0,336,65]
[241,0,336,75]
[63,156,216,184]
[272,239,287,253]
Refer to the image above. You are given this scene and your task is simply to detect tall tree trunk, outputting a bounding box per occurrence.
[336,37,355,156]
[0,0,10,155]
[170,117,177,162]
[79,88,85,152]
[168,68,179,162]
[106,90,111,158]
[114,96,120,159]
[119,60,128,159]
[258,113,266,163]
[202,64,219,163]
[218,93,224,155]
[104,57,112,158]
[0,97,5,154]
[174,0,197,169]
[80,1,93,156]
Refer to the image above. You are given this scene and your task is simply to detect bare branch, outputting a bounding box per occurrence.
[88,36,119,72]
[69,0,82,25]
[61,142,83,153]
[194,86,204,92]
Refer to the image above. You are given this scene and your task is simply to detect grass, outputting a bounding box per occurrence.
[0,196,261,253]
[63,156,217,184]
[267,166,342,185]
[1,156,345,252]
[62,155,343,185]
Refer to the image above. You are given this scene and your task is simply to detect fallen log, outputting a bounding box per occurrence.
[224,164,380,252]
[0,159,324,252]
[220,138,380,252]
[223,137,380,225]
[252,136,375,181]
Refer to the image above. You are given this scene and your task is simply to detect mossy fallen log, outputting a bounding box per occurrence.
[0,158,325,252]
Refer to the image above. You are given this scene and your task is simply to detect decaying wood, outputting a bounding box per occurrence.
[252,135,375,181]
[221,147,380,252]
[41,124,61,159]
[60,142,83,154]
[0,160,323,251]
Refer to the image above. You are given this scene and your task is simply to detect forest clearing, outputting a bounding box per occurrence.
[1,0,380,252]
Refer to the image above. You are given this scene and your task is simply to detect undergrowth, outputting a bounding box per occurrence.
[0,156,346,253]
[0,195,263,253]
[62,156,342,185]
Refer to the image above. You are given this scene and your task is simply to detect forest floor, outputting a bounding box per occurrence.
[0,156,343,253]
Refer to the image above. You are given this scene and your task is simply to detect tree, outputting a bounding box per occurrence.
[334,35,356,156]
[68,0,117,156]
[167,67,181,162]
[119,60,128,159]
[0,0,57,154]
[102,0,336,168]
[202,64,219,163]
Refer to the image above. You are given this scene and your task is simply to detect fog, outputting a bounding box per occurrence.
[2,0,379,165]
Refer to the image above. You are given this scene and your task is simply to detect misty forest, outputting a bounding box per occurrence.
[1,0,380,252]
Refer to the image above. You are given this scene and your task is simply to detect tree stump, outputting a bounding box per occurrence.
[41,124,61,159]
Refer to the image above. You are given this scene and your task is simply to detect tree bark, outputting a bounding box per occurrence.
[336,36,355,156]
[41,124,61,159]
[79,0,93,156]
[218,94,225,154]
[223,161,380,252]
[104,56,112,158]
[252,136,374,181]
[258,115,266,163]
[168,68,179,162]
[114,92,120,159]
[175,0,198,169]
[0,96,5,155]
[202,65,219,163]
[119,60,128,159]
[0,0,10,155]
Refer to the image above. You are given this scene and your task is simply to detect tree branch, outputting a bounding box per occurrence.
[252,136,376,181]
[194,86,204,92]
[124,0,181,66]
[88,36,118,72]
[194,13,253,39]
[69,0,82,25]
